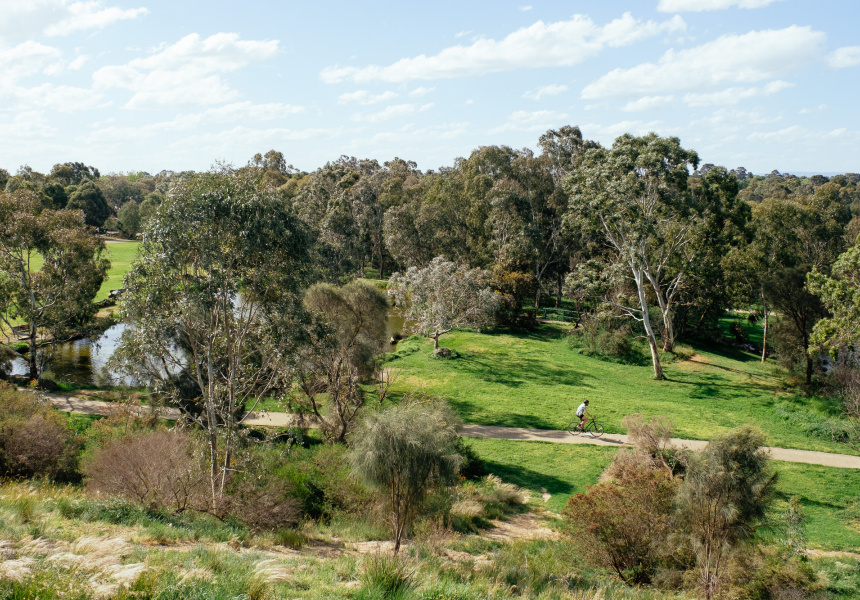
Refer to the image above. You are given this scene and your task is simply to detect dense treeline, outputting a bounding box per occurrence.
[3,127,859,383]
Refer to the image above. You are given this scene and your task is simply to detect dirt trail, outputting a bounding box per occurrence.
[34,391,860,469]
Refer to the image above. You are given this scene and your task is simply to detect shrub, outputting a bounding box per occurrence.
[278,443,374,521]
[0,382,79,480]
[563,464,678,585]
[350,400,462,553]
[676,425,776,600]
[453,438,487,481]
[359,554,414,599]
[83,430,208,513]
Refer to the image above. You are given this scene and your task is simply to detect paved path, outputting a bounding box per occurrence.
[39,392,860,470]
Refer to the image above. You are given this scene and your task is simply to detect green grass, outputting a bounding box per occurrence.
[386,326,854,455]
[770,461,860,551]
[95,241,139,301]
[466,438,617,513]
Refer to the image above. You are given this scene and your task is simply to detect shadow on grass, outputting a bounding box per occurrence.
[449,396,565,430]
[483,460,575,499]
[451,350,593,390]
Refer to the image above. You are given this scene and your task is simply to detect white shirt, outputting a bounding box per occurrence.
[576,402,588,417]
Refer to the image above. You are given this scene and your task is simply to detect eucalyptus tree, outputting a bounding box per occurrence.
[388,256,500,351]
[564,134,699,378]
[807,239,860,356]
[112,167,312,509]
[294,280,390,443]
[0,189,109,380]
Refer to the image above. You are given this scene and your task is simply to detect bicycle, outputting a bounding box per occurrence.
[566,416,604,438]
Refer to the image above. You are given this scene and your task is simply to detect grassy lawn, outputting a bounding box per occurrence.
[771,461,860,551]
[386,326,854,455]
[466,437,617,513]
[95,240,139,301]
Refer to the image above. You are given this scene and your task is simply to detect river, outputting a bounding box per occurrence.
[9,313,413,386]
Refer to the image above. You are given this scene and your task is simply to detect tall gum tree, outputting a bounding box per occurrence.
[0,189,109,380]
[112,167,312,509]
[564,133,699,378]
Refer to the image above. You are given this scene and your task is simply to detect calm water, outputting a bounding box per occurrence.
[10,323,127,385]
[10,312,414,386]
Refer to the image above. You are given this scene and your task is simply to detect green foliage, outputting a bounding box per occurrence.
[359,554,415,599]
[349,400,462,552]
[113,166,312,510]
[0,189,110,379]
[389,256,500,350]
[808,240,860,357]
[676,426,776,600]
[296,279,390,442]
[66,180,111,227]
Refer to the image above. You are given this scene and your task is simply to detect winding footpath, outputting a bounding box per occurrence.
[37,391,860,470]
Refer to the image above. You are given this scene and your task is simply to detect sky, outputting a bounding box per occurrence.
[2,0,859,176]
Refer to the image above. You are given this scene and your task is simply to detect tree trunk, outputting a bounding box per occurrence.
[634,266,664,380]
[761,301,769,363]
[28,325,38,381]
[534,269,541,313]
[432,332,439,350]
[556,272,563,308]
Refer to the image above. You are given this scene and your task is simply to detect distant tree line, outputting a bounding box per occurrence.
[3,129,860,384]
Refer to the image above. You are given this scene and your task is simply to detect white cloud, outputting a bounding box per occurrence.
[746,125,855,144]
[351,103,433,123]
[523,84,569,100]
[338,90,399,105]
[0,41,63,81]
[367,122,469,145]
[80,102,309,144]
[583,120,666,140]
[582,26,824,99]
[68,54,89,70]
[0,82,105,112]
[658,0,782,12]
[519,5,533,11]
[44,2,148,37]
[621,95,676,112]
[0,1,147,46]
[682,80,793,106]
[408,86,435,97]
[93,33,279,109]
[321,13,686,83]
[454,31,471,39]
[490,110,569,134]
[827,46,860,69]
[0,111,57,140]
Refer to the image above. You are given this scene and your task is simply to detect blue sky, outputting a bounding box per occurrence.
[2,0,858,175]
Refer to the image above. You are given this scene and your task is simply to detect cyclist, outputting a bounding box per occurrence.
[575,400,591,432]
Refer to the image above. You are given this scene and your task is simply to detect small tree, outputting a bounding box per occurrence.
[0,189,109,380]
[349,400,462,553]
[676,425,776,600]
[294,280,390,442]
[388,256,500,351]
[112,167,312,510]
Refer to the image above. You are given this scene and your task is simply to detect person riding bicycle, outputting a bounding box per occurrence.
[575,400,591,431]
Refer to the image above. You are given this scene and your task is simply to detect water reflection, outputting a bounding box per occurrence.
[9,311,415,386]
[10,323,127,385]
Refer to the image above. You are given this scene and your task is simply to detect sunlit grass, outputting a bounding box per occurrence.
[386,326,853,455]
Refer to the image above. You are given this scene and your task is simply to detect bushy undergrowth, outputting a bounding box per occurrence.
[0,382,80,481]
